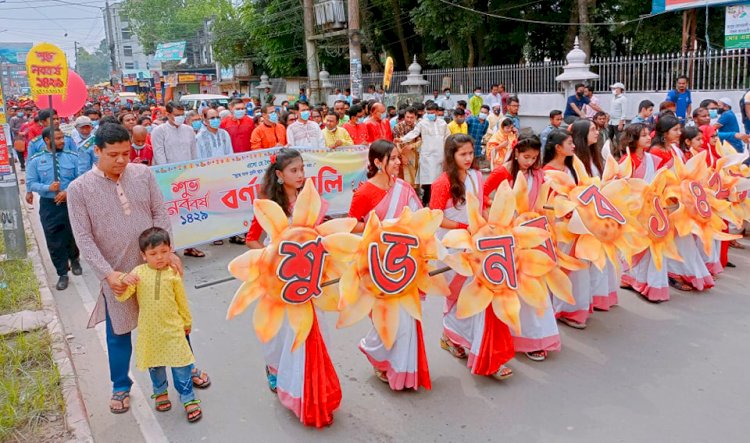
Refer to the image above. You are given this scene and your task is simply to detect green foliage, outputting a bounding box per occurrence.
[76,39,111,85]
[0,330,65,441]
[0,257,41,316]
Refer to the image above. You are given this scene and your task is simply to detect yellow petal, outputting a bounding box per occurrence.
[337,268,361,309]
[553,196,579,218]
[291,179,322,227]
[227,249,263,282]
[361,210,382,238]
[517,249,556,277]
[372,297,400,350]
[466,192,487,233]
[399,290,422,321]
[488,181,514,226]
[407,207,444,238]
[558,250,587,271]
[442,253,474,277]
[417,267,451,296]
[322,232,361,262]
[544,170,576,194]
[253,199,289,240]
[574,234,601,263]
[226,281,263,319]
[286,302,314,351]
[545,267,575,304]
[457,279,493,319]
[253,296,286,343]
[316,217,357,236]
[517,275,549,310]
[513,172,530,214]
[442,228,473,249]
[491,292,522,335]
[572,156,591,184]
[336,292,375,328]
[313,284,340,311]
[512,226,549,249]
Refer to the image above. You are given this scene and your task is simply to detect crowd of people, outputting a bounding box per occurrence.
[9,76,750,427]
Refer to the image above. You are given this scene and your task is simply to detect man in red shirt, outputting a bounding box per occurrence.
[365,102,393,143]
[343,104,368,145]
[220,99,255,152]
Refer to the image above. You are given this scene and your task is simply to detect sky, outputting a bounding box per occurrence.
[0,0,109,63]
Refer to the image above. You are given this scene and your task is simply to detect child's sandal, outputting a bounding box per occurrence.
[151,391,171,412]
[184,400,202,423]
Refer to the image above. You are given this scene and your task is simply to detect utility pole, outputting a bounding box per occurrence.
[302,0,321,104]
[348,0,362,99]
[74,41,79,72]
[0,68,27,260]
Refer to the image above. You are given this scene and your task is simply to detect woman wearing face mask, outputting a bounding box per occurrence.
[483,136,562,362]
[347,140,431,390]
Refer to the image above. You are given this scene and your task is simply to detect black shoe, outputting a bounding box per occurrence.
[71,260,83,275]
[56,275,69,290]
[726,261,736,268]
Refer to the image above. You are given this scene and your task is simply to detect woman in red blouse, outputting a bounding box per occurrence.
[348,140,430,391]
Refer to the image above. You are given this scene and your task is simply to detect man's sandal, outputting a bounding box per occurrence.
[110,391,130,414]
[491,365,514,381]
[192,368,211,389]
[151,392,172,412]
[185,400,202,423]
[440,335,467,359]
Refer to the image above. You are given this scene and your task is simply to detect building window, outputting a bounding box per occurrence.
[123,45,133,57]
[121,29,132,40]
[124,62,135,69]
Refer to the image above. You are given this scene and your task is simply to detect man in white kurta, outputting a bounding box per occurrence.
[397,104,450,205]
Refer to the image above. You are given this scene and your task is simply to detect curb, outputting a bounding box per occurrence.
[18,193,94,443]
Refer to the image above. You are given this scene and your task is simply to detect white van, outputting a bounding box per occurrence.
[179,94,230,110]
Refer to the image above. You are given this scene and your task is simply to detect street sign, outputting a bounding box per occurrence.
[26,42,68,97]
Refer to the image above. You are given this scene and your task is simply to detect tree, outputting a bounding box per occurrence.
[76,39,111,85]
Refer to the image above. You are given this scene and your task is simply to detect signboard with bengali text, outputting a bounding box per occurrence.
[726,4,750,49]
[652,0,743,13]
[152,146,369,249]
[25,42,68,97]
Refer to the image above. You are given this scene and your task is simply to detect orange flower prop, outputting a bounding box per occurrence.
[544,156,647,271]
[666,151,741,255]
[629,168,682,270]
[226,179,354,350]
[512,173,584,309]
[712,140,750,224]
[324,207,450,350]
[439,182,555,334]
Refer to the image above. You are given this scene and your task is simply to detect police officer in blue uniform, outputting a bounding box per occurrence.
[26,127,82,290]
[27,109,78,158]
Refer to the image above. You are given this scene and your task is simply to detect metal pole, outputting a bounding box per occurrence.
[47,95,58,182]
[348,0,362,100]
[302,0,321,104]
[0,68,28,259]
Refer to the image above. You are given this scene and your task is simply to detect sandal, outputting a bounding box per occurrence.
[265,366,277,393]
[525,350,547,362]
[374,367,389,383]
[558,317,587,329]
[228,235,246,245]
[440,334,467,359]
[212,240,224,245]
[729,240,745,249]
[184,248,206,258]
[668,278,693,292]
[191,367,212,389]
[491,365,514,381]
[184,400,202,423]
[110,391,130,414]
[151,391,172,412]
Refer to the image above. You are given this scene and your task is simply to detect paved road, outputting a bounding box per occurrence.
[25,196,750,442]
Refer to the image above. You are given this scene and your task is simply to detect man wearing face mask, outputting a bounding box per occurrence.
[469,87,483,116]
[220,99,255,153]
[394,102,450,205]
[563,83,590,124]
[251,104,287,150]
[608,82,628,143]
[467,104,490,159]
[150,101,198,165]
[196,109,233,158]
[714,97,750,152]
[439,88,455,111]
[286,101,325,148]
[186,110,203,134]
[129,125,154,165]
[448,109,468,135]
[343,104,368,145]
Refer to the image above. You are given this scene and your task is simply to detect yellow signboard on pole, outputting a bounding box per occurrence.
[26,42,69,97]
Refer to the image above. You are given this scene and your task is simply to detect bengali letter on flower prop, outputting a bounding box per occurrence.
[666,151,742,256]
[711,140,750,224]
[439,183,555,334]
[544,156,647,272]
[323,207,450,350]
[511,173,584,311]
[225,179,355,350]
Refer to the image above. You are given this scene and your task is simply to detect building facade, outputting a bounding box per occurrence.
[102,1,160,78]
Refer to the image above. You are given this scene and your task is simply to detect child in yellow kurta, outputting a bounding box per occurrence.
[117,227,202,422]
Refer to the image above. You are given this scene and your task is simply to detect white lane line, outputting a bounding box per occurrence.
[25,195,169,443]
